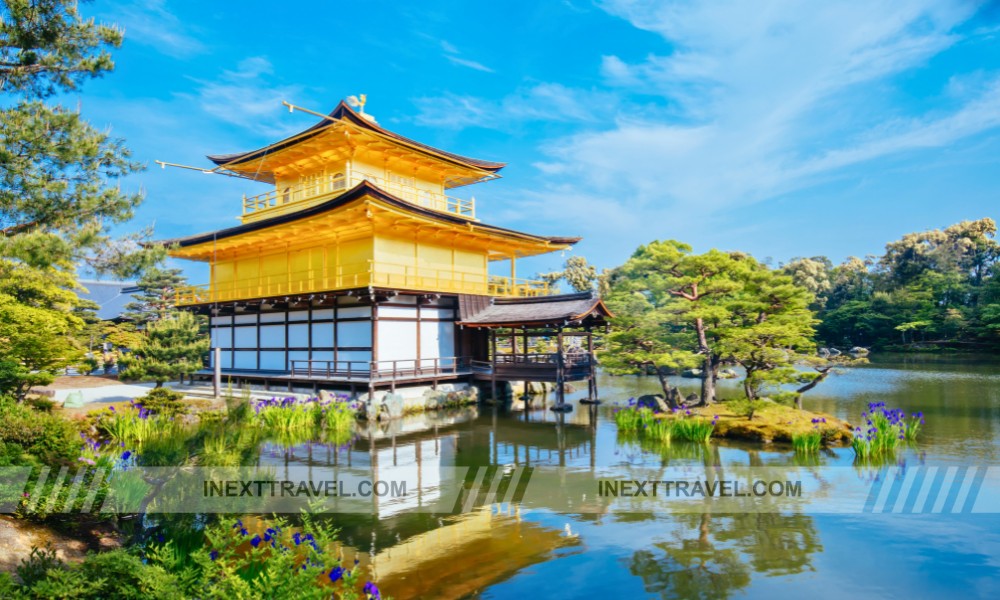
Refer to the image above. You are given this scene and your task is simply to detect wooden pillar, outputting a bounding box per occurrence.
[490,329,497,401]
[213,347,221,398]
[556,328,565,406]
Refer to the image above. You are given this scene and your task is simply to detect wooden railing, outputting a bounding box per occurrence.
[478,352,594,380]
[173,262,552,306]
[290,357,470,380]
[487,275,551,298]
[241,172,475,222]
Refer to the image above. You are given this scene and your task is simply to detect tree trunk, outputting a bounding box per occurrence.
[155,381,163,389]
[655,367,682,410]
[699,355,716,406]
[695,318,715,405]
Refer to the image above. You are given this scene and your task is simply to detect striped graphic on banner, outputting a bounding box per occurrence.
[453,466,533,513]
[864,466,987,513]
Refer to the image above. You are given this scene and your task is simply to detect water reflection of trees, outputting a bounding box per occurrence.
[629,510,821,598]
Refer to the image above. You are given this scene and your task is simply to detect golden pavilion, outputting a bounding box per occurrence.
[162,99,610,404]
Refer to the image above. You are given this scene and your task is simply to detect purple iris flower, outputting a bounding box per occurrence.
[363,582,382,599]
[250,534,261,548]
[329,566,345,582]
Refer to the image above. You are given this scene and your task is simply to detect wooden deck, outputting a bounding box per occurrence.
[193,356,472,393]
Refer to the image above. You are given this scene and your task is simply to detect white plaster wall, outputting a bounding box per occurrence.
[378,320,418,364]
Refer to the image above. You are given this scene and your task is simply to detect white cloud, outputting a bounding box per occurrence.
[413,83,615,129]
[439,40,495,73]
[182,57,305,136]
[528,0,997,219]
[445,55,495,73]
[113,0,205,58]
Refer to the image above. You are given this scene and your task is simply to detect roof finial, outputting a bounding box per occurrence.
[345,94,376,123]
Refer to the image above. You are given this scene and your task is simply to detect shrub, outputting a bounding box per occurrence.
[27,395,57,413]
[727,398,766,421]
[0,396,82,465]
[140,387,187,417]
[8,546,181,599]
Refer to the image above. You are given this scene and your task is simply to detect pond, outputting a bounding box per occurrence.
[140,353,1000,598]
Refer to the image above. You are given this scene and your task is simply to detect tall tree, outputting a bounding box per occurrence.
[1,0,160,281]
[539,255,598,293]
[122,267,187,326]
[603,241,755,406]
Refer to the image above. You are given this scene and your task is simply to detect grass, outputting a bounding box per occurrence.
[250,396,360,447]
[613,397,853,446]
[612,400,718,444]
[792,430,822,453]
[97,402,159,446]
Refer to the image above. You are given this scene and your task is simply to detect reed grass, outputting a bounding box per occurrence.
[792,430,822,453]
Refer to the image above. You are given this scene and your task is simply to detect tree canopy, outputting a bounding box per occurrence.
[602,240,822,408]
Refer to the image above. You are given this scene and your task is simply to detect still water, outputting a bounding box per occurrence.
[260,354,1000,599]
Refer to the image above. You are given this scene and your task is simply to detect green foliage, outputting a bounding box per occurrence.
[603,239,821,405]
[0,395,81,465]
[539,255,598,292]
[0,514,388,599]
[0,0,122,98]
[792,431,822,453]
[0,292,81,399]
[814,218,1000,349]
[26,395,56,412]
[140,387,188,417]
[672,416,715,443]
[612,403,716,443]
[727,398,766,421]
[119,312,209,386]
[96,404,159,446]
[8,545,182,599]
[851,403,924,461]
[123,267,188,326]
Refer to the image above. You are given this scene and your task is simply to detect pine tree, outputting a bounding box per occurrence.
[123,267,187,326]
[118,312,208,387]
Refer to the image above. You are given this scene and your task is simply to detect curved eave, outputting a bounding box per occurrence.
[156,180,579,255]
[206,102,505,182]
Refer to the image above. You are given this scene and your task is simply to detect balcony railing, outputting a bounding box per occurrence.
[172,261,550,306]
[289,357,469,381]
[487,275,551,297]
[241,172,475,222]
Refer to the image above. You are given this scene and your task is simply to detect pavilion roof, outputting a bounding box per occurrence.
[157,180,579,253]
[206,101,505,186]
[459,292,612,328]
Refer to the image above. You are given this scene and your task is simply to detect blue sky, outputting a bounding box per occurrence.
[80,0,1000,283]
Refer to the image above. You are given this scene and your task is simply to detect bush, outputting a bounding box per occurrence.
[0,396,82,465]
[27,396,57,413]
[140,387,187,417]
[8,546,181,599]
[727,398,766,421]
[3,515,387,599]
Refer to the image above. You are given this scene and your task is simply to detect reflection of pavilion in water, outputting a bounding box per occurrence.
[256,403,598,598]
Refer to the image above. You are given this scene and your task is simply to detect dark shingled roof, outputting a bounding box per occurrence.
[207,101,505,183]
[156,180,580,249]
[78,280,140,321]
[459,292,612,327]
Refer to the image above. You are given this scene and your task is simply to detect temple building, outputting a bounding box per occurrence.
[162,99,610,407]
